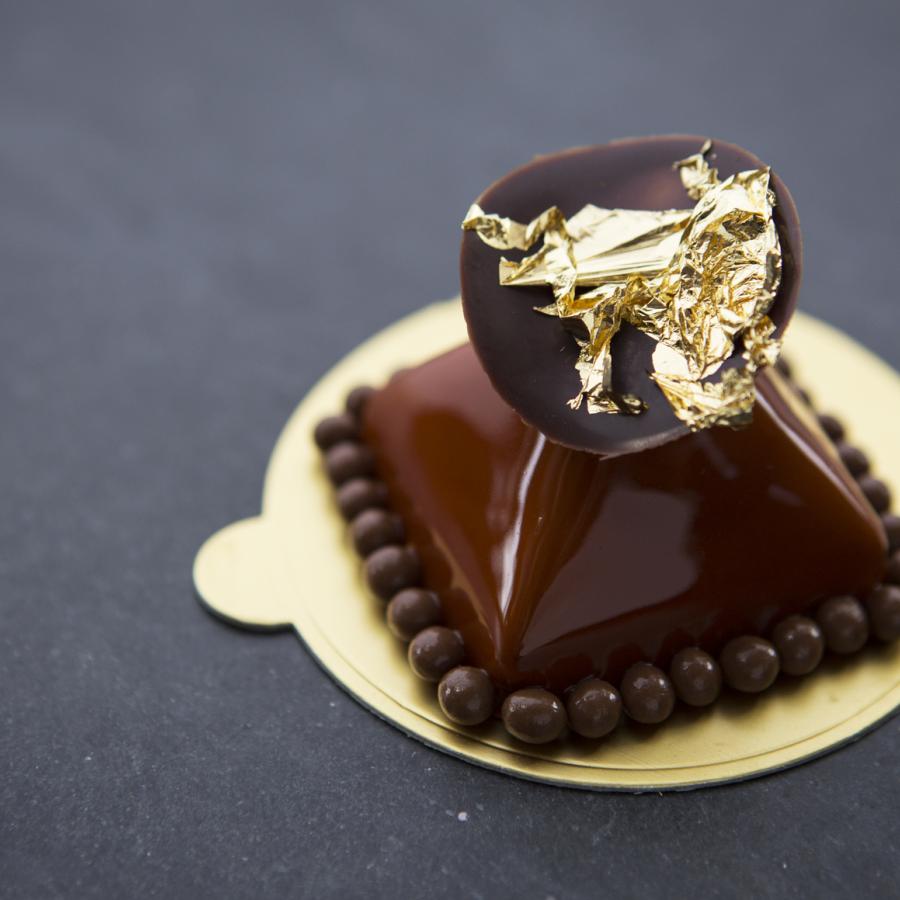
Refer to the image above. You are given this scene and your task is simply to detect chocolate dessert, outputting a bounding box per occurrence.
[313,136,900,744]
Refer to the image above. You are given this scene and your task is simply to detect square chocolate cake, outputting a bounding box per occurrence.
[361,343,885,695]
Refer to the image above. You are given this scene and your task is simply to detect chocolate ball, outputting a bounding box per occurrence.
[386,588,441,641]
[501,688,567,744]
[771,615,825,676]
[350,508,405,557]
[364,545,421,600]
[865,585,900,642]
[795,386,812,406]
[720,636,780,693]
[858,475,891,514]
[565,678,622,738]
[345,385,376,419]
[313,413,358,450]
[324,441,376,485]
[669,648,722,706]
[775,356,792,379]
[407,626,465,682]
[437,666,494,726]
[882,514,900,555]
[335,478,389,521]
[815,596,869,654]
[887,550,900,585]
[837,443,870,478]
[817,413,845,442]
[620,663,675,724]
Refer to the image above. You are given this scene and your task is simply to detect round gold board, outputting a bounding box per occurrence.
[194,299,900,791]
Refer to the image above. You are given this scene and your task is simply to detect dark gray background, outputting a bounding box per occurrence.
[2,1,898,897]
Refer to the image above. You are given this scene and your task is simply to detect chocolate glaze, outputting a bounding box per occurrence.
[363,344,886,693]
[460,135,803,455]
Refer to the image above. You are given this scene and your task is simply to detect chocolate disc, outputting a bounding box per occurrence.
[460,135,803,455]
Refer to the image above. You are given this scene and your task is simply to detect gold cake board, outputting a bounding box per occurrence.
[193,300,900,791]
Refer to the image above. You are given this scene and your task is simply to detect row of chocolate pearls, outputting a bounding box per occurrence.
[314,375,900,745]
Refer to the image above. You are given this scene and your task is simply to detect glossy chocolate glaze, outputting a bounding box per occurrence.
[363,344,886,693]
[460,136,803,455]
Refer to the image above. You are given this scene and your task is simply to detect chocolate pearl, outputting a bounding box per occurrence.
[796,386,812,406]
[407,626,465,682]
[364,545,421,600]
[775,356,792,379]
[858,475,891,514]
[386,588,441,641]
[865,585,900,642]
[815,596,869,654]
[669,648,722,706]
[437,666,494,726]
[345,385,376,419]
[837,442,870,478]
[565,678,622,738]
[620,663,675,724]
[883,514,900,554]
[324,441,375,485]
[817,413,845,442]
[313,413,358,450]
[887,550,900,585]
[335,478,389,521]
[720,636,780,693]
[771,615,825,676]
[501,688,567,744]
[350,509,405,557]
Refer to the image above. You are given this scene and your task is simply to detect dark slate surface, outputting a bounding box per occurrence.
[2,2,898,897]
